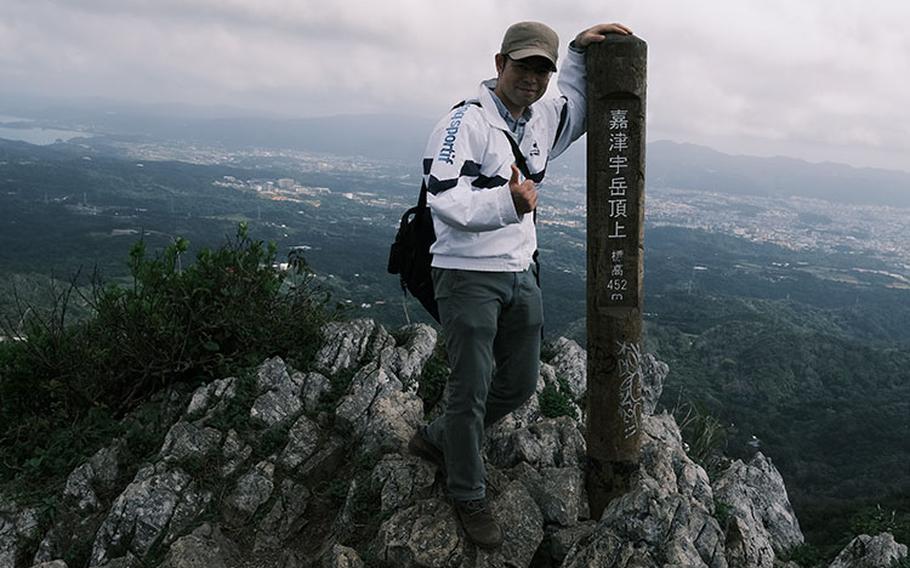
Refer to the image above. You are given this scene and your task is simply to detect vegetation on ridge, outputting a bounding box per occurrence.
[0,224,333,495]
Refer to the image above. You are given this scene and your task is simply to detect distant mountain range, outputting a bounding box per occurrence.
[2,98,910,207]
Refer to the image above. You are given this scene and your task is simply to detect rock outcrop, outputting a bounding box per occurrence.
[0,318,898,568]
[827,532,907,568]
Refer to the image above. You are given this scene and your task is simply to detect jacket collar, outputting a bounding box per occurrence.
[477,79,536,131]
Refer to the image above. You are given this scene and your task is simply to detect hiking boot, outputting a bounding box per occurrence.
[454,498,503,549]
[408,427,446,472]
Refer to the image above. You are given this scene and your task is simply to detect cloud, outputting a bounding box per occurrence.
[2,0,908,170]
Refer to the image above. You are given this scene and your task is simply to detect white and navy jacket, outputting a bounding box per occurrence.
[423,48,587,272]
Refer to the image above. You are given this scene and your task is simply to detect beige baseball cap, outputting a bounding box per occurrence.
[500,21,559,72]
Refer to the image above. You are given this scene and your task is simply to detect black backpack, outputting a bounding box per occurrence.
[387,179,440,322]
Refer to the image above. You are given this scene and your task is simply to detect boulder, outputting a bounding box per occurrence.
[219,429,253,478]
[487,416,587,470]
[159,421,224,464]
[470,481,544,568]
[370,454,437,515]
[374,481,543,568]
[828,532,908,568]
[375,498,465,568]
[89,464,212,566]
[509,462,588,527]
[315,319,394,376]
[1,496,41,568]
[547,337,587,400]
[377,323,438,389]
[640,352,669,416]
[33,442,128,564]
[712,452,804,567]
[223,460,275,527]
[159,523,236,568]
[249,357,303,428]
[298,371,332,413]
[334,363,423,454]
[322,544,365,568]
[253,480,310,552]
[278,414,321,470]
[562,413,727,568]
[184,377,237,421]
[535,521,598,567]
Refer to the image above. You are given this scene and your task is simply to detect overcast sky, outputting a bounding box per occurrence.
[2,0,908,172]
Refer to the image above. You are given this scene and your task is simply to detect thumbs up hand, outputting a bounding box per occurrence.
[509,164,538,215]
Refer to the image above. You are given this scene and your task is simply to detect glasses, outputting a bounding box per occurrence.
[506,55,554,76]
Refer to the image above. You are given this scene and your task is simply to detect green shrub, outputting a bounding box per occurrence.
[849,504,910,545]
[0,224,332,491]
[539,377,577,420]
[671,396,728,469]
[782,542,824,567]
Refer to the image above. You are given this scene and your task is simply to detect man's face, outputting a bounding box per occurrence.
[494,54,553,113]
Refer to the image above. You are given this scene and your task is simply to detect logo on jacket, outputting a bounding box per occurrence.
[437,107,469,165]
[530,141,541,157]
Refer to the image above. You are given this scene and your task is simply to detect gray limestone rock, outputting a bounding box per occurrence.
[828,532,908,568]
[377,323,438,390]
[510,462,588,527]
[375,498,465,568]
[538,521,598,567]
[253,480,310,552]
[334,363,423,454]
[185,377,237,421]
[370,454,437,515]
[160,523,236,568]
[29,562,69,568]
[63,443,125,512]
[33,444,128,564]
[640,352,669,416]
[469,481,544,568]
[159,421,224,464]
[547,337,587,400]
[322,544,365,568]
[713,452,804,567]
[249,357,303,428]
[95,552,141,567]
[538,362,557,393]
[299,371,332,413]
[278,414,321,470]
[89,464,212,567]
[315,318,392,376]
[486,416,587,470]
[223,460,275,527]
[562,413,727,568]
[1,496,41,568]
[219,429,253,478]
[373,482,544,568]
[298,434,348,482]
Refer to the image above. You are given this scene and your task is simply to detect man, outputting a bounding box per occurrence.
[409,20,633,549]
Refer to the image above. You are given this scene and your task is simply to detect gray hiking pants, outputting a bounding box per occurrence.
[425,266,542,501]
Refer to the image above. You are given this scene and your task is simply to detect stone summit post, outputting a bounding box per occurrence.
[584,33,647,518]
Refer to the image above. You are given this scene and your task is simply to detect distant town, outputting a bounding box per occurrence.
[97,137,910,289]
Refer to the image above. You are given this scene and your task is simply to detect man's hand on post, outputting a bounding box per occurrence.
[575,23,633,48]
[509,164,537,216]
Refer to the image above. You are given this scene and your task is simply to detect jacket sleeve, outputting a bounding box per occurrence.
[547,47,587,160]
[423,108,521,232]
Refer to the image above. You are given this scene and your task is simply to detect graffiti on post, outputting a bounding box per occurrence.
[617,340,644,438]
